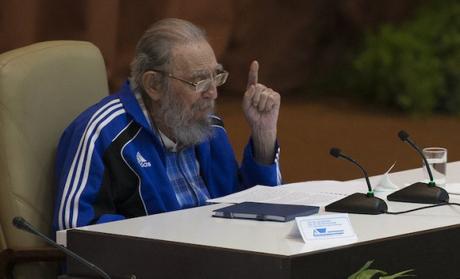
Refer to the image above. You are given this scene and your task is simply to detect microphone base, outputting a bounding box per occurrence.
[325,193,388,215]
[387,182,449,204]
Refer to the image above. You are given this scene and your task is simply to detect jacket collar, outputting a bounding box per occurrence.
[117,80,155,135]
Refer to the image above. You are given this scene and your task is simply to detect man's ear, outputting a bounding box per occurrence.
[142,71,161,101]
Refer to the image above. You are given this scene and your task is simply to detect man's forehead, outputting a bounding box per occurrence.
[171,42,219,74]
[190,64,223,76]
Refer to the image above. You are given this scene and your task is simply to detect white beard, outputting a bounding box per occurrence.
[154,90,215,148]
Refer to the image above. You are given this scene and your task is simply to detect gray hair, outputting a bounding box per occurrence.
[130,18,207,95]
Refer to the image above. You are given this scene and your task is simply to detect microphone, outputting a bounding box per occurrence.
[12,217,136,279]
[387,130,449,204]
[325,148,388,214]
[398,130,435,184]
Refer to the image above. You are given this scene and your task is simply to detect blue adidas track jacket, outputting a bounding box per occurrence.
[53,81,281,232]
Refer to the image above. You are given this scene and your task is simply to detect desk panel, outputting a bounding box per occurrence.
[67,224,460,279]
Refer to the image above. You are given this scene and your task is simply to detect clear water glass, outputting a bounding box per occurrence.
[422,147,447,187]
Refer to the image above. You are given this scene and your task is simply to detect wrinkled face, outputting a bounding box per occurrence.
[155,40,221,147]
[168,40,220,119]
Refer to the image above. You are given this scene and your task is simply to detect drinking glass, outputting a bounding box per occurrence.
[422,147,447,187]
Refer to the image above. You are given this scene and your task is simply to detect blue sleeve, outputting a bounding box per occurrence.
[96,214,125,224]
[240,138,282,188]
[52,111,126,232]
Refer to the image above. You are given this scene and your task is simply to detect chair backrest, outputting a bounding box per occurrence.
[0,41,108,251]
[0,224,5,250]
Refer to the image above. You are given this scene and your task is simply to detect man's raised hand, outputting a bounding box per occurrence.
[242,60,281,164]
[242,60,280,132]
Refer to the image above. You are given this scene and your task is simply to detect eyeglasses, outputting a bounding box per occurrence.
[149,69,229,93]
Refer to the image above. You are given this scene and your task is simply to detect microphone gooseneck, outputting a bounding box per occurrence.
[326,147,388,214]
[387,130,449,204]
[397,130,435,186]
[12,217,113,279]
[329,148,373,196]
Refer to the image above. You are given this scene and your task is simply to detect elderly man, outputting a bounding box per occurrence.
[53,18,281,232]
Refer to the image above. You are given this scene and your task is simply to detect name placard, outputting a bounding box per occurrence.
[295,213,357,244]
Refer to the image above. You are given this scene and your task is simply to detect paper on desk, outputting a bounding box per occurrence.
[374,162,399,192]
[207,181,349,206]
[445,183,460,195]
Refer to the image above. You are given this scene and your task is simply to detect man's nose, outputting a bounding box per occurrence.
[202,83,218,100]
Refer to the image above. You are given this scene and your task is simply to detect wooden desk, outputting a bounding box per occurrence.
[59,162,460,279]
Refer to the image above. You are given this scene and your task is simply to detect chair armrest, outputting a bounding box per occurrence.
[0,249,13,277]
[0,248,65,277]
[9,247,65,263]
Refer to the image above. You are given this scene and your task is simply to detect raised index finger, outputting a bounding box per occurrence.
[247,60,259,89]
